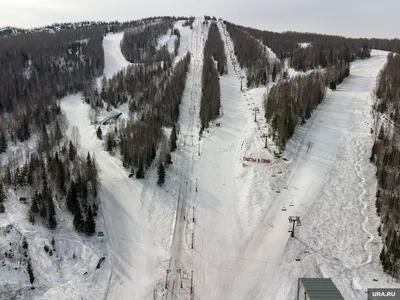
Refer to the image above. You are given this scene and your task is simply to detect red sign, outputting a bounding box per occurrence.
[243,157,270,164]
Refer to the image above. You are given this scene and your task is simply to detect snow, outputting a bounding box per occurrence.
[299,42,311,48]
[173,20,193,64]
[167,20,393,298]
[59,22,209,300]
[163,17,207,300]
[0,174,109,300]
[61,31,162,299]
[156,28,177,54]
[96,32,131,88]
[190,48,397,300]
[2,15,395,300]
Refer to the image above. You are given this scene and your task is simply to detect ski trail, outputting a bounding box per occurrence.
[354,139,374,267]
[165,17,205,300]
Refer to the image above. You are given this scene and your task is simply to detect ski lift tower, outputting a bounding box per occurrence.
[288,216,301,238]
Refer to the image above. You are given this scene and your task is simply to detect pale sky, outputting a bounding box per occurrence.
[0,0,398,39]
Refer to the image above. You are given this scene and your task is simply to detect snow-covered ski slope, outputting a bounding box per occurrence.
[60,19,209,300]
[164,17,207,300]
[190,26,396,299]
[191,21,266,299]
[62,32,158,300]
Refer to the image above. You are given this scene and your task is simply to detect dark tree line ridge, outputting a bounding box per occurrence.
[200,22,225,133]
[372,52,400,277]
[120,20,176,63]
[224,22,272,88]
[264,71,327,151]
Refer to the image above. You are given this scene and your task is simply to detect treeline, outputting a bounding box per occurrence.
[120,20,176,63]
[371,53,400,276]
[264,72,327,151]
[206,23,227,75]
[230,22,370,69]
[224,22,272,88]
[0,27,104,154]
[376,53,400,125]
[174,28,180,56]
[183,17,195,29]
[326,61,350,90]
[204,16,217,21]
[200,22,224,133]
[0,16,190,37]
[224,21,371,82]
[103,54,191,180]
[83,61,171,112]
[1,125,99,235]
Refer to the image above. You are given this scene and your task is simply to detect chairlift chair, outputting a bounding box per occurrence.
[295,257,301,261]
[283,185,288,189]
[282,206,287,211]
[271,174,276,177]
[276,190,281,193]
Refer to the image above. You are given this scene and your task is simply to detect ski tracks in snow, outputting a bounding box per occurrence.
[354,138,374,267]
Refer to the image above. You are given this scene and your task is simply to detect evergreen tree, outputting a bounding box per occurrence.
[157,162,166,186]
[170,124,177,152]
[106,132,115,152]
[27,261,34,284]
[0,130,7,153]
[67,181,79,214]
[68,140,76,160]
[96,127,102,139]
[378,125,385,140]
[136,161,145,179]
[0,203,4,213]
[47,193,57,229]
[31,191,40,214]
[272,64,277,82]
[86,152,92,180]
[0,182,6,203]
[55,121,63,143]
[38,124,49,153]
[73,205,84,232]
[165,153,172,165]
[85,206,96,235]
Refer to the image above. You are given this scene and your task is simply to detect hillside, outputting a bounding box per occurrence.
[0,15,399,300]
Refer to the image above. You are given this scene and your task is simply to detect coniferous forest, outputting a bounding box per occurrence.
[264,72,327,151]
[372,53,400,276]
[0,16,190,231]
[200,21,226,133]
[224,22,271,88]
